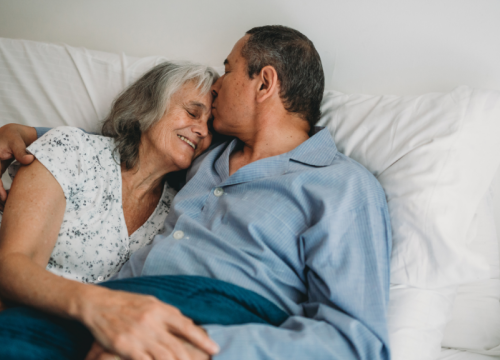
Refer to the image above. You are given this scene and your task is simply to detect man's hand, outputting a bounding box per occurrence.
[0,124,37,209]
[77,286,218,360]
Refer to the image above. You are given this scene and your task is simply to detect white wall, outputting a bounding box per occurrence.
[0,0,499,95]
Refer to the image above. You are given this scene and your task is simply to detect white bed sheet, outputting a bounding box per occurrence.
[438,349,500,360]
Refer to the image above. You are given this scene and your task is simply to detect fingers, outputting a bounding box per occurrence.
[163,308,219,355]
[95,353,124,360]
[84,342,127,360]
[84,342,107,360]
[11,140,34,165]
[151,332,193,360]
[81,290,217,360]
[0,179,6,206]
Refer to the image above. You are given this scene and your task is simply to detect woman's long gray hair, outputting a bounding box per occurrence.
[102,61,219,170]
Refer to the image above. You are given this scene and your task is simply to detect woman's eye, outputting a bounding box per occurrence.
[187,111,196,118]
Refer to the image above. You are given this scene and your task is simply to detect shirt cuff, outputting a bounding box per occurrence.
[35,127,52,139]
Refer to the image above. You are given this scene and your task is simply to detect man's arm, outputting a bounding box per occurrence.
[0,124,38,207]
[202,188,392,360]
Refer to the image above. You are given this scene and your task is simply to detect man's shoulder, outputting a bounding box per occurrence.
[292,151,386,208]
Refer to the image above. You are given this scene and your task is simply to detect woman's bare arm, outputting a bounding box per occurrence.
[0,159,218,359]
[0,159,69,313]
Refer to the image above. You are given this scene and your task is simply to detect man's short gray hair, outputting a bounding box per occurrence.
[102,61,219,169]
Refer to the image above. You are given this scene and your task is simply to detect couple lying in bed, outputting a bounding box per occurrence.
[0,26,392,360]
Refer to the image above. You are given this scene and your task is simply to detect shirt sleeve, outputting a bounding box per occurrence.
[35,127,53,139]
[26,127,88,200]
[203,188,392,360]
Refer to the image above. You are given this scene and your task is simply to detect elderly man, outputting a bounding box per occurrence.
[0,25,391,360]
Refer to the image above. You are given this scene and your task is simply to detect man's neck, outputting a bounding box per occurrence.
[228,118,310,176]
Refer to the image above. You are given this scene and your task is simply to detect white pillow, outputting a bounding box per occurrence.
[437,348,500,360]
[0,37,165,132]
[318,87,500,288]
[441,171,500,355]
[386,188,500,360]
[318,88,500,360]
[387,284,457,360]
[442,279,500,356]
[0,37,165,189]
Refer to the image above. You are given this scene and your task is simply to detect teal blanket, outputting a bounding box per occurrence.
[0,275,289,360]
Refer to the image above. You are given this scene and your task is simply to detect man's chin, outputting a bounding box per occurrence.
[213,118,230,134]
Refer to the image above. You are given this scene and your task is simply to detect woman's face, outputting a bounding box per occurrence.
[144,81,213,172]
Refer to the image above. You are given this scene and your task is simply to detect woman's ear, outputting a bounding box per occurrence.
[256,65,279,103]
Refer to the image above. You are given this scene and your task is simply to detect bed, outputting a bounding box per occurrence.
[1,1,499,359]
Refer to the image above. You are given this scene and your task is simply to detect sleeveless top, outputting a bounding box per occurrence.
[2,127,176,283]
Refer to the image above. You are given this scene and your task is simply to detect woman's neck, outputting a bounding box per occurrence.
[120,139,172,200]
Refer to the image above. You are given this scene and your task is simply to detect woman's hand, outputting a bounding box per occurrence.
[84,339,211,360]
[0,124,37,209]
[77,286,217,360]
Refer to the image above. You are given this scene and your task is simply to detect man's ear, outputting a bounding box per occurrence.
[255,65,279,103]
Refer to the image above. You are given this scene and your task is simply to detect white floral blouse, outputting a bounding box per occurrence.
[2,127,176,283]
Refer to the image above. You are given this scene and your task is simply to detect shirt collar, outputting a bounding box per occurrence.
[212,126,338,185]
[286,126,338,167]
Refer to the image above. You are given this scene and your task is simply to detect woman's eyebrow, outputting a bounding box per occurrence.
[185,101,208,112]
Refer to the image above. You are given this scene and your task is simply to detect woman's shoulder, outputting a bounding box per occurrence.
[40,126,112,147]
[35,127,115,159]
[24,126,119,182]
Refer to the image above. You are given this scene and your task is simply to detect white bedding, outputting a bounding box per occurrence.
[1,37,499,360]
[438,349,500,360]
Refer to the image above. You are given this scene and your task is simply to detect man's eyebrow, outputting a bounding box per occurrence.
[223,59,229,66]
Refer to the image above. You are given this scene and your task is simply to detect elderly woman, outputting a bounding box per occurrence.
[0,62,221,358]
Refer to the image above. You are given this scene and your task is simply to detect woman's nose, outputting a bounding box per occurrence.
[192,122,209,138]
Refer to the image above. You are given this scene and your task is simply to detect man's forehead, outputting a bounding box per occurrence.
[223,35,249,66]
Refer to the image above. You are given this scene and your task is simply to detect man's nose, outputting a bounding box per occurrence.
[211,77,221,99]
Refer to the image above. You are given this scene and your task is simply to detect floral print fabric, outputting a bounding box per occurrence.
[5,127,175,283]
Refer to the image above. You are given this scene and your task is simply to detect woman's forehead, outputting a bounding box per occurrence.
[174,82,212,106]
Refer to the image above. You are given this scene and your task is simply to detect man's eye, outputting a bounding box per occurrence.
[187,111,196,118]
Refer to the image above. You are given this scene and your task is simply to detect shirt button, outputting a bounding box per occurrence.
[97,276,104,282]
[214,187,224,197]
[173,230,184,240]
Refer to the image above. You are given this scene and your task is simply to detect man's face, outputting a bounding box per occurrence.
[210,35,257,136]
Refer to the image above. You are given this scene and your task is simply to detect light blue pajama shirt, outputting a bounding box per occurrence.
[37,126,392,360]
